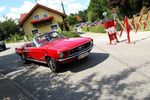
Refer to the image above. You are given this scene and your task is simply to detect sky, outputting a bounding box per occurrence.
[0,0,90,21]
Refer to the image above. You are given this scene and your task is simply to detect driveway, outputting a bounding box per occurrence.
[0,31,150,100]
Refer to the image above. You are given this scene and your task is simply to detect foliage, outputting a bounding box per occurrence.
[82,25,106,33]
[67,14,77,26]
[5,34,24,43]
[24,34,35,41]
[140,6,149,15]
[108,0,150,18]
[5,31,80,43]
[58,22,64,31]
[85,0,150,23]
[67,10,88,27]
[87,0,111,22]
[78,10,88,22]
[62,31,80,38]
[132,14,150,31]
[5,33,35,43]
[0,17,21,41]
[116,23,122,31]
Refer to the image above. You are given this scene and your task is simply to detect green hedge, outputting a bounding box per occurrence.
[5,31,80,43]
[6,34,24,43]
[81,25,106,33]
[62,31,80,38]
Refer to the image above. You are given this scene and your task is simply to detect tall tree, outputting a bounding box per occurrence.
[108,0,150,18]
[87,0,111,22]
[0,17,20,40]
[78,10,88,22]
[67,13,77,26]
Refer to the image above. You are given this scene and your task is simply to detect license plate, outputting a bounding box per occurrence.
[78,52,89,60]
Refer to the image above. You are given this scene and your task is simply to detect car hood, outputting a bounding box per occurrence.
[44,37,92,52]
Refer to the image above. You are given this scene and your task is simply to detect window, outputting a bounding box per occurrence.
[32,28,39,34]
[43,13,48,17]
[34,15,40,20]
[51,24,58,31]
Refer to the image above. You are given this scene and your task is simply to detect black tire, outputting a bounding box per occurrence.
[21,55,28,64]
[47,57,59,72]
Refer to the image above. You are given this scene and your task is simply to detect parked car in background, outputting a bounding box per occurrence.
[15,31,93,72]
[0,41,6,51]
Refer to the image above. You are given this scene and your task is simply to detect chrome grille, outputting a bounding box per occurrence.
[70,41,91,55]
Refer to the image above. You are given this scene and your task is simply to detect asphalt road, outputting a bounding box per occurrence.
[0,31,150,100]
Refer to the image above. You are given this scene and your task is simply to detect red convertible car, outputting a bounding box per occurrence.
[15,31,93,72]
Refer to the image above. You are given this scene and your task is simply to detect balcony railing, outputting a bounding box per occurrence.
[31,16,54,24]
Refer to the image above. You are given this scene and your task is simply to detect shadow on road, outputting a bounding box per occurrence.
[0,51,109,74]
[1,52,150,99]
[132,35,150,43]
[7,63,150,99]
[60,52,109,73]
[0,53,25,74]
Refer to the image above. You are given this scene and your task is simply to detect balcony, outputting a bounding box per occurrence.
[31,16,54,26]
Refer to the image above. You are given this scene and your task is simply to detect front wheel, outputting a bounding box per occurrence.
[47,57,60,72]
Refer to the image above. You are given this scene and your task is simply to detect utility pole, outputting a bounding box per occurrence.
[60,0,69,31]
[61,0,66,14]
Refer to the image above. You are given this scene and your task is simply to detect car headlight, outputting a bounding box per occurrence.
[59,51,69,58]
[59,52,64,58]
[90,40,93,45]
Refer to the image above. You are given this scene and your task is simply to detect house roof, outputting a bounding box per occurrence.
[19,13,28,23]
[19,3,66,26]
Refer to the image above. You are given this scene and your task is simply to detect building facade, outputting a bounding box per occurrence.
[19,4,66,35]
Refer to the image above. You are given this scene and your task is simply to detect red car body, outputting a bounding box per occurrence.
[16,31,93,72]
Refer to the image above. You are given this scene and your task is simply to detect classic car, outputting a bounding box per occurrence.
[15,31,93,72]
[0,41,6,51]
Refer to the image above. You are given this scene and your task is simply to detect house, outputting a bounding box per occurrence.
[19,4,66,35]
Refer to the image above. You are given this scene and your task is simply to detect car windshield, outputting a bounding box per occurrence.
[34,31,64,46]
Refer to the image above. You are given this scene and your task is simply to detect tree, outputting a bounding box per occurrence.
[67,13,77,26]
[78,10,88,22]
[108,0,150,18]
[87,0,111,22]
[0,17,21,40]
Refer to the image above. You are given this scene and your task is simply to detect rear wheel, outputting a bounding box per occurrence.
[21,55,28,64]
[47,57,60,72]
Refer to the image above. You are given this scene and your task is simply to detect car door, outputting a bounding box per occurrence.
[23,46,31,58]
[27,46,46,62]
[23,42,46,62]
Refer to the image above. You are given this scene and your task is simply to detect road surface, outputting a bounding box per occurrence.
[0,31,150,99]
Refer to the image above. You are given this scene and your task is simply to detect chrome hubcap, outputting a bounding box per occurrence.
[48,59,55,71]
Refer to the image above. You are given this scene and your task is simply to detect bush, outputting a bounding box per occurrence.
[116,23,122,31]
[62,31,80,38]
[5,31,81,43]
[81,25,106,33]
[90,25,106,33]
[5,34,24,43]
[24,34,34,41]
[81,27,88,32]
[5,33,34,43]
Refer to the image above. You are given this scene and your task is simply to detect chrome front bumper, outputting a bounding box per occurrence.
[57,45,93,62]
